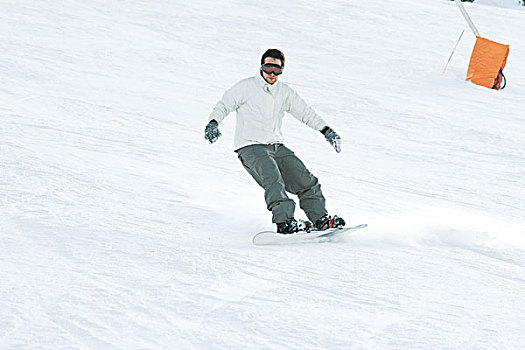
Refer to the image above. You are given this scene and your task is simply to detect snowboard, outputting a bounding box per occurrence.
[253,224,367,246]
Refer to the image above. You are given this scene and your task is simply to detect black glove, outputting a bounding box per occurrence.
[321,126,341,153]
[205,120,221,143]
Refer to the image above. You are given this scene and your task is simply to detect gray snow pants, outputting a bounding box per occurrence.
[236,144,328,224]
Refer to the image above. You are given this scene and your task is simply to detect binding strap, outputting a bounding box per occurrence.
[492,69,507,90]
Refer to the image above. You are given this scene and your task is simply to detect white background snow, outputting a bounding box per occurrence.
[1,0,524,349]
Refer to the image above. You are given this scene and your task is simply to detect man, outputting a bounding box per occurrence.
[205,49,345,234]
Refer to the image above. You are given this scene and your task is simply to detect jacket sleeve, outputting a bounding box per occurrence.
[208,82,245,124]
[285,86,328,131]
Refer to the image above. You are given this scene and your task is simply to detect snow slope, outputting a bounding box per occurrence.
[1,0,524,348]
[476,0,525,10]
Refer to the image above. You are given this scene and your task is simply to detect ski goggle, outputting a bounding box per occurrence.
[261,63,283,75]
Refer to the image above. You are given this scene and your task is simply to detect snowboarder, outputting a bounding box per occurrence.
[205,49,345,234]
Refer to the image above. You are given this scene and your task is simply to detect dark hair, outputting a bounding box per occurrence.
[261,49,285,68]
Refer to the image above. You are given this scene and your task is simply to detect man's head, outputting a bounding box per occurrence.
[260,49,285,85]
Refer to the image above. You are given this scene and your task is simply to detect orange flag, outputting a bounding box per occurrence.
[467,37,509,90]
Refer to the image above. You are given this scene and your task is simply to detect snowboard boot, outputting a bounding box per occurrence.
[277,218,313,234]
[314,215,346,231]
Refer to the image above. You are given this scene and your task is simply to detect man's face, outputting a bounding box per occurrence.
[261,57,282,85]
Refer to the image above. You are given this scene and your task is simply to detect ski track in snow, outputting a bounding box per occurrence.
[1,0,525,349]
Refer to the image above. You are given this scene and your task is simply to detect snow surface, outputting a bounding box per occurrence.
[1,0,524,349]
[475,0,525,10]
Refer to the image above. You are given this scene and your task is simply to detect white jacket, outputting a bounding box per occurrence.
[209,72,328,150]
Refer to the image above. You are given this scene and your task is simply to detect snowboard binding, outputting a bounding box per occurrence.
[276,218,313,234]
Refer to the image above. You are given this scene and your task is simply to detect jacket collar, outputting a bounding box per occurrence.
[255,71,279,93]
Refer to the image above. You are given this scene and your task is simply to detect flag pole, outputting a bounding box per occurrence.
[454,0,481,37]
